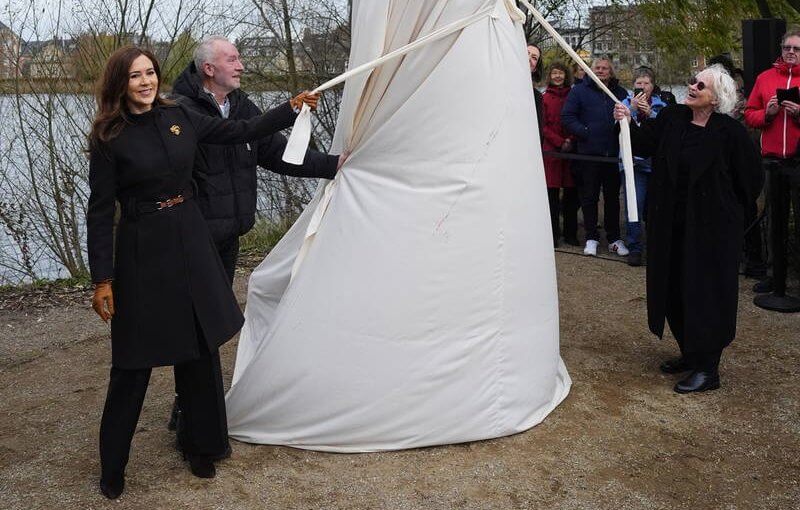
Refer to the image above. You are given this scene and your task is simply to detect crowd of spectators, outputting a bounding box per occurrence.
[530,43,796,277]
[529,32,800,390]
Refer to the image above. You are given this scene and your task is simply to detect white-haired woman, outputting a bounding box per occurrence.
[614,64,762,393]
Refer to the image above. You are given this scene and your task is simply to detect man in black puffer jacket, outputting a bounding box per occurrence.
[168,36,343,435]
[172,35,342,283]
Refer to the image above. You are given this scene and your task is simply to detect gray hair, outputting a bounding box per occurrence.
[699,63,737,115]
[633,67,656,85]
[782,29,800,45]
[592,55,615,68]
[193,35,230,74]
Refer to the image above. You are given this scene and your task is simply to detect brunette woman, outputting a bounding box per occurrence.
[87,46,321,499]
[541,62,578,246]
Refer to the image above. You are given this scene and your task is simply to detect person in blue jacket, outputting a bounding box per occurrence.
[620,66,667,266]
[561,57,629,257]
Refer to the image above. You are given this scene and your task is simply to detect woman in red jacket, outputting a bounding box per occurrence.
[542,62,579,246]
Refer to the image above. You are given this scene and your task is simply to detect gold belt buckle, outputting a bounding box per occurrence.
[157,195,184,210]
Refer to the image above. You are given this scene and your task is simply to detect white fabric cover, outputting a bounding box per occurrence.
[225,0,571,453]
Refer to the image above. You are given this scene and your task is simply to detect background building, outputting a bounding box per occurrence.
[0,21,22,79]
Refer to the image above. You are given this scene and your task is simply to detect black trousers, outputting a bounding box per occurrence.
[100,328,229,481]
[743,197,766,276]
[665,221,722,371]
[169,235,240,425]
[573,161,621,243]
[547,187,579,241]
[216,235,241,285]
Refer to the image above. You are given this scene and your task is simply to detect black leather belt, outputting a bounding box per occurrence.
[122,188,194,219]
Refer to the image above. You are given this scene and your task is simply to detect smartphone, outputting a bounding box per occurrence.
[633,88,644,97]
[777,86,800,104]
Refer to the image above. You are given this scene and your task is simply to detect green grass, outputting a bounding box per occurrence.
[0,273,91,295]
[239,218,295,257]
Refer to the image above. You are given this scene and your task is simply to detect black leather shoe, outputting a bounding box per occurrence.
[186,455,216,479]
[167,395,180,431]
[564,237,581,247]
[100,474,125,500]
[627,252,643,267]
[659,357,693,374]
[674,370,720,394]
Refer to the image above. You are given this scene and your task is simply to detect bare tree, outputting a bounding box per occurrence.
[0,0,208,284]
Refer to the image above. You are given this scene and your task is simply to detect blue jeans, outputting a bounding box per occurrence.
[624,169,649,254]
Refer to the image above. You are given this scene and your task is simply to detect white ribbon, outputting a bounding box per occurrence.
[517,0,638,222]
[282,0,498,165]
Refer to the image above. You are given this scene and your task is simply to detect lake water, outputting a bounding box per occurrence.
[0,85,690,285]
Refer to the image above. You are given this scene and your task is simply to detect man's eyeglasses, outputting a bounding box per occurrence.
[687,76,706,91]
[782,45,800,53]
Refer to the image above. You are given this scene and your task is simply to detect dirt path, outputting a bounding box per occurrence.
[1,250,798,509]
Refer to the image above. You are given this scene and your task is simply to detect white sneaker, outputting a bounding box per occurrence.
[609,240,629,257]
[583,240,599,256]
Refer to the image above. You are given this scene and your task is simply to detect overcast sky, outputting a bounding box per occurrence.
[5,0,599,42]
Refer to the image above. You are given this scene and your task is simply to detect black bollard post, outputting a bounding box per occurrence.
[754,162,800,312]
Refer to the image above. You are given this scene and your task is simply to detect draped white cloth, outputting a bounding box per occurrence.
[225,0,571,453]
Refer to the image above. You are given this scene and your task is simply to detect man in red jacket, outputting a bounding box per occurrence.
[745,30,800,158]
[745,29,800,306]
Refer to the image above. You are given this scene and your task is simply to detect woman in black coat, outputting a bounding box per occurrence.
[87,46,322,499]
[614,64,762,394]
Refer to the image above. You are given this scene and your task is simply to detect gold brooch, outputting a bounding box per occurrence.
[170,125,181,136]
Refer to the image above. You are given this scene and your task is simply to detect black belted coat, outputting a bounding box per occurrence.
[87,102,297,369]
[629,105,763,352]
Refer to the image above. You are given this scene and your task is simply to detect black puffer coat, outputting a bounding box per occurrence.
[172,63,338,243]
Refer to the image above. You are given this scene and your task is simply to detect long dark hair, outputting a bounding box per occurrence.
[89,46,171,147]
[546,62,572,88]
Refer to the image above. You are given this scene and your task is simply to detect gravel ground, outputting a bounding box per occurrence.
[0,249,798,509]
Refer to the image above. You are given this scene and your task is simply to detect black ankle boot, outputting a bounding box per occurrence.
[99,473,125,499]
[674,369,720,394]
[185,455,216,478]
[659,357,693,374]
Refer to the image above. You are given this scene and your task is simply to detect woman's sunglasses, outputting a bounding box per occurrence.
[687,76,706,91]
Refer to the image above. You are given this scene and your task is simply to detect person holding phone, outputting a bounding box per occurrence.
[745,30,800,158]
[744,29,800,304]
[620,67,667,266]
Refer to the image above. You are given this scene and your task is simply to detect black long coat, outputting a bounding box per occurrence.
[87,102,297,369]
[630,105,763,352]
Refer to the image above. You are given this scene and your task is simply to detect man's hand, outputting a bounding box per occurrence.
[92,281,114,323]
[782,99,800,118]
[337,150,351,172]
[561,139,572,152]
[766,95,780,118]
[290,91,320,112]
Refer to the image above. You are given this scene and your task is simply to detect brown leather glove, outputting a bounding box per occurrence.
[92,281,115,323]
[290,91,320,112]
